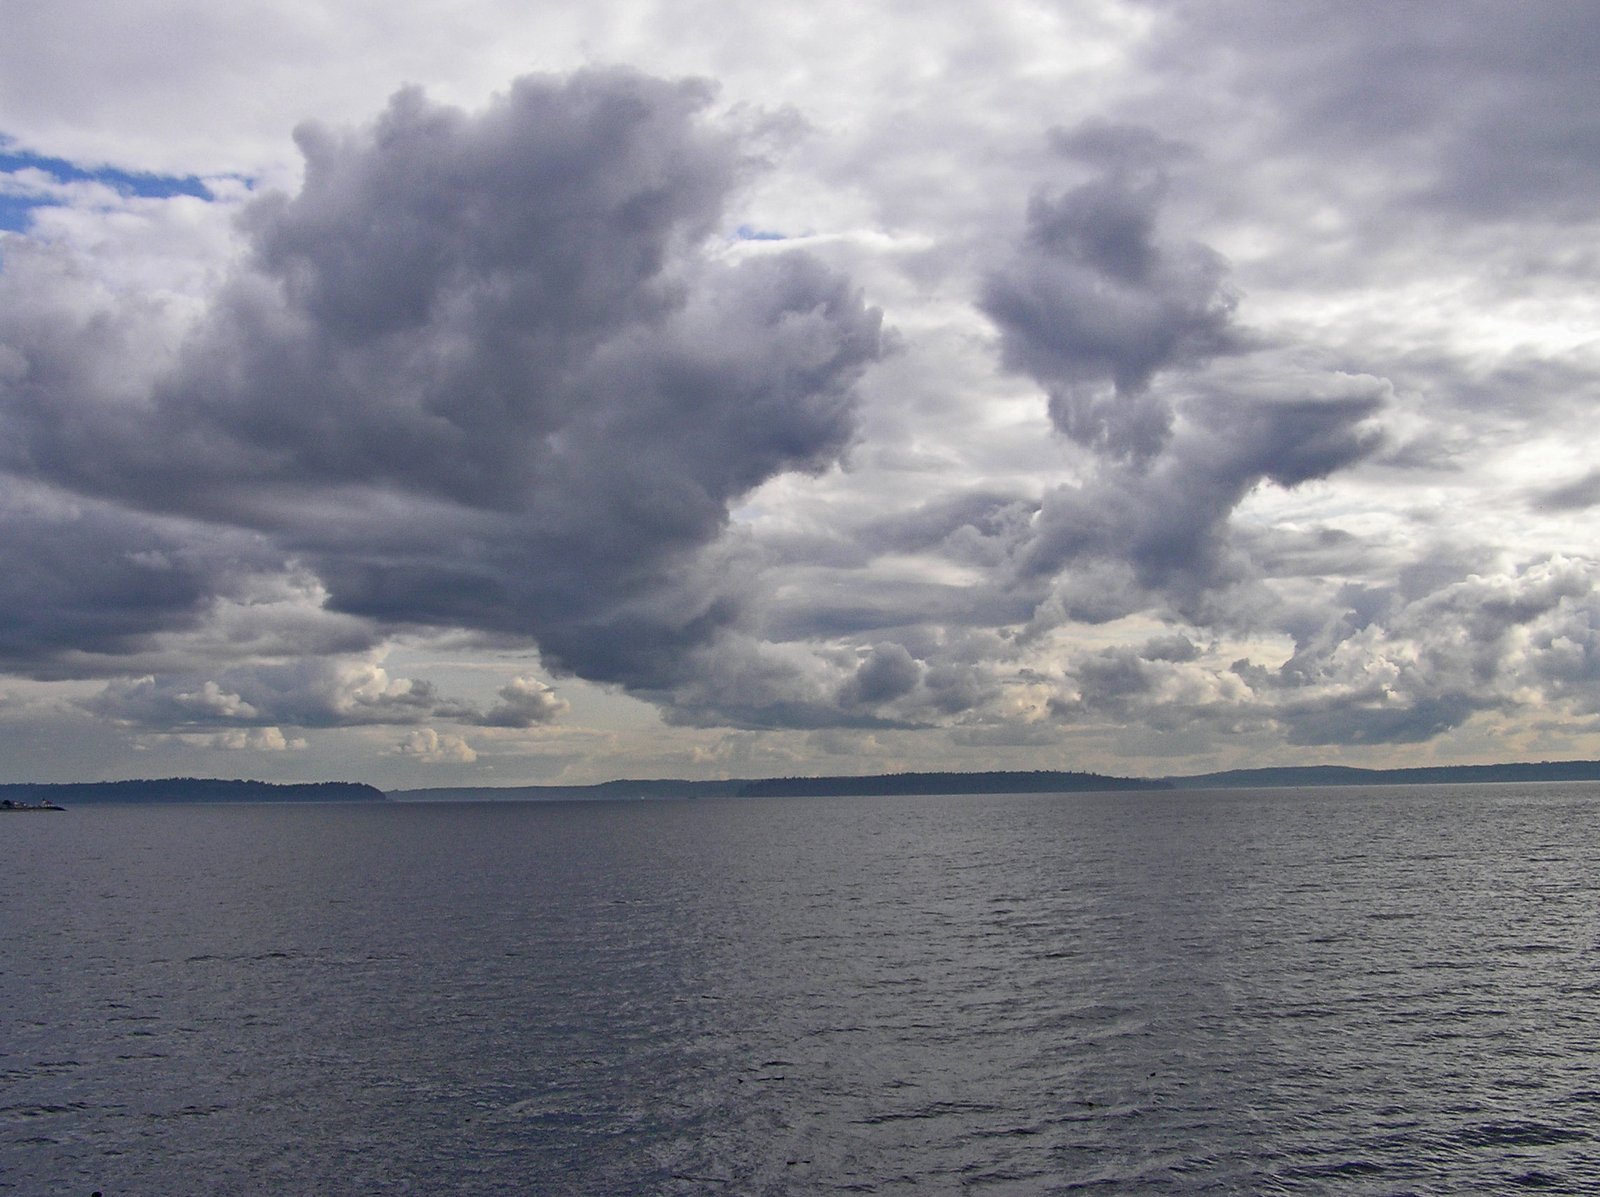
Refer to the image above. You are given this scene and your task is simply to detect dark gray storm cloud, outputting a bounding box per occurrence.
[1042,632,1259,745]
[838,642,922,707]
[0,486,283,677]
[976,131,1387,625]
[0,69,884,704]
[857,490,1040,570]
[1534,469,1600,513]
[982,120,1239,461]
[1139,1,1600,225]
[1018,380,1385,616]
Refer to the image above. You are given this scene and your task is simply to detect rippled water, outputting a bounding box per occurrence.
[4,784,1600,1194]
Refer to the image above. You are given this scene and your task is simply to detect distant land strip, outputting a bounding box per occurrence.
[6,762,1600,805]
[387,759,1600,802]
[385,769,1152,802]
[0,778,386,804]
[1163,760,1600,790]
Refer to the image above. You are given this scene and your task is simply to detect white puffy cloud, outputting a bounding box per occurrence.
[397,727,478,764]
[470,676,570,728]
[199,726,308,752]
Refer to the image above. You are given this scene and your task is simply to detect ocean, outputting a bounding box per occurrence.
[4,784,1598,1194]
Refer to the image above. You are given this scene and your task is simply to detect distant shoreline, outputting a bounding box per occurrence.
[386,759,1600,802]
[389,769,1156,804]
[0,778,386,805]
[4,761,1600,805]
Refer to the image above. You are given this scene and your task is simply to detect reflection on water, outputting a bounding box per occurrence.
[4,784,1599,1193]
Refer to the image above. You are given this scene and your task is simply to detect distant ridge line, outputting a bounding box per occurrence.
[1165,760,1600,789]
[389,759,1600,801]
[741,769,1156,798]
[387,768,1156,802]
[0,778,386,804]
[7,761,1600,805]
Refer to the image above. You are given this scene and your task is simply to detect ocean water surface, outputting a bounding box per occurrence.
[4,784,1599,1194]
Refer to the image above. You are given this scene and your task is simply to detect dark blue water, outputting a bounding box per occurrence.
[4,784,1599,1194]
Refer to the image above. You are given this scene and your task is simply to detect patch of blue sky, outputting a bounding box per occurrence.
[0,194,39,233]
[0,139,214,232]
[734,223,789,242]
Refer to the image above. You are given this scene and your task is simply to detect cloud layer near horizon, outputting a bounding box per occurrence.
[3,3,1600,783]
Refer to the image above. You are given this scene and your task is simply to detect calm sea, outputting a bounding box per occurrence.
[4,784,1599,1195]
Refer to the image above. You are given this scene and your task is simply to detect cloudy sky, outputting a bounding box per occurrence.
[2,1,1598,787]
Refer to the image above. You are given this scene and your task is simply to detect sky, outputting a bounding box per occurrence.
[2,1,1599,787]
